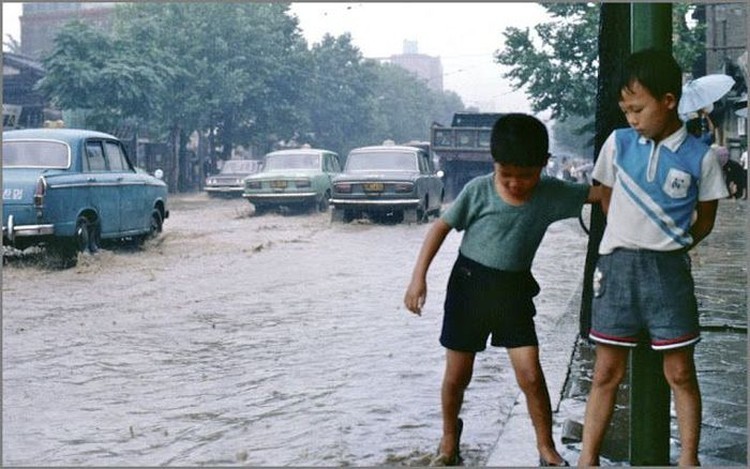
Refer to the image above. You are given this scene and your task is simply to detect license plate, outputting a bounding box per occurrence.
[271,180,288,189]
[363,182,384,192]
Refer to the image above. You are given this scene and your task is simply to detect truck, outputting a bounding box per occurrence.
[430,112,504,201]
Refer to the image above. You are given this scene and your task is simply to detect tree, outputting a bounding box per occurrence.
[303,33,380,155]
[37,4,466,190]
[115,3,309,157]
[37,21,173,131]
[3,34,22,54]
[494,4,705,150]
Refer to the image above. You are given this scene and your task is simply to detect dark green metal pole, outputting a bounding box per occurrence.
[629,3,672,466]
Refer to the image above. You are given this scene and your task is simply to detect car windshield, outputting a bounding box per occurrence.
[345,151,417,172]
[2,140,70,168]
[264,153,320,171]
[221,160,260,174]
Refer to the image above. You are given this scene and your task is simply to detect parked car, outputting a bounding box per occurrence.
[242,147,342,214]
[2,128,169,267]
[204,159,262,197]
[330,142,444,223]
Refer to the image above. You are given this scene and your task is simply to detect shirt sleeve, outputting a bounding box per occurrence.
[699,147,730,201]
[591,131,617,187]
[547,178,590,220]
[440,181,473,231]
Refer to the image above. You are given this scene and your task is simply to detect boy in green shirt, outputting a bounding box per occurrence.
[404,113,601,466]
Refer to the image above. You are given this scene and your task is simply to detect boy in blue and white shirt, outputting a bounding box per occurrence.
[579,49,728,467]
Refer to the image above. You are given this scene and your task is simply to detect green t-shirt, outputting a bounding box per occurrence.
[441,174,589,271]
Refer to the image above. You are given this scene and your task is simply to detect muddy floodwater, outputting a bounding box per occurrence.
[2,193,589,466]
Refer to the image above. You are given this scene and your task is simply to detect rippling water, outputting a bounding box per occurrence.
[3,195,589,466]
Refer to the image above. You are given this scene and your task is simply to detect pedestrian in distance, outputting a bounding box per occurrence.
[578,48,729,467]
[404,113,604,467]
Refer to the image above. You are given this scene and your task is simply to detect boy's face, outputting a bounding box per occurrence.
[619,79,679,142]
[494,162,543,200]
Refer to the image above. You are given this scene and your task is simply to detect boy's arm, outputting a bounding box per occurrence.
[586,183,612,215]
[404,219,452,316]
[687,200,719,251]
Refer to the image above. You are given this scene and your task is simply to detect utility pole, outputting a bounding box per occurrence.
[628,3,673,466]
[583,3,673,466]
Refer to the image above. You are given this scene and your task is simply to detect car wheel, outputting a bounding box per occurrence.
[88,219,101,253]
[331,207,344,223]
[253,204,268,216]
[404,205,427,224]
[318,191,331,212]
[133,210,163,247]
[74,216,93,253]
[147,210,163,239]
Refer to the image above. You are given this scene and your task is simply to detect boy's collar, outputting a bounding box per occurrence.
[637,125,688,151]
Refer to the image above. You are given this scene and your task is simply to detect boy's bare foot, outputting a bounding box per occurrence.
[430,418,463,466]
[539,447,568,466]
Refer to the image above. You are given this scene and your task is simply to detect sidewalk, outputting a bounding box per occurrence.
[486,199,747,466]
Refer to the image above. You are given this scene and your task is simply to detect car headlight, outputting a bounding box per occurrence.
[294,179,311,188]
[246,181,262,189]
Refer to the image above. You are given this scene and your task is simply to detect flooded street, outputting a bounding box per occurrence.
[3,193,589,466]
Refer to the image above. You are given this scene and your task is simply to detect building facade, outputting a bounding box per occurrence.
[703,3,747,155]
[20,2,116,60]
[389,40,444,92]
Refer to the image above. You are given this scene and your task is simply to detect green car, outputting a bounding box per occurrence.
[242,148,342,214]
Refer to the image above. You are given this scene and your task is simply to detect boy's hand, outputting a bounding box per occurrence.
[404,279,427,316]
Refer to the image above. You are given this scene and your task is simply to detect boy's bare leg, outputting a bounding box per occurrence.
[663,346,701,467]
[507,345,565,465]
[439,349,475,458]
[578,344,629,467]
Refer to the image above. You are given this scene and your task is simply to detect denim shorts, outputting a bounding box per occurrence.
[440,253,540,352]
[590,248,700,350]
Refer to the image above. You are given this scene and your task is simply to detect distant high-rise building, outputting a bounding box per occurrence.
[389,40,444,92]
[20,2,116,59]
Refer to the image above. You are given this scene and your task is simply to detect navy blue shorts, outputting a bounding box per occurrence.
[590,248,700,350]
[440,253,540,352]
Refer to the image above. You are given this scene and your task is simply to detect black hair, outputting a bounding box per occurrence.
[490,113,549,167]
[618,48,682,102]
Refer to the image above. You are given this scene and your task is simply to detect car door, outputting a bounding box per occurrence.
[84,140,121,235]
[104,140,143,233]
[419,150,441,211]
[326,152,341,183]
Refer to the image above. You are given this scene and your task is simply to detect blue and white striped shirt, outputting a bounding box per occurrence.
[592,127,728,254]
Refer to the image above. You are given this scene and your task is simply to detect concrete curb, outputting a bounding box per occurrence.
[485,285,583,466]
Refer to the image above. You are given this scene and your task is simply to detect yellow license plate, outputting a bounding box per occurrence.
[271,180,288,189]
[363,182,384,192]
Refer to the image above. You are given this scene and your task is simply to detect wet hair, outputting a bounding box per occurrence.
[618,48,682,102]
[490,113,549,167]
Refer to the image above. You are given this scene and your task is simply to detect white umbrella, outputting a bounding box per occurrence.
[678,74,735,115]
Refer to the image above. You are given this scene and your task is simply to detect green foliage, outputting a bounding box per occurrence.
[495,3,705,150]
[496,4,598,122]
[37,3,466,181]
[37,21,171,131]
[303,33,379,155]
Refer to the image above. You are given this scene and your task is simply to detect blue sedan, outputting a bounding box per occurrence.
[2,128,169,267]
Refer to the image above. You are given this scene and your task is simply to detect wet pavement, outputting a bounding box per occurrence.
[488,199,747,466]
[2,194,744,466]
